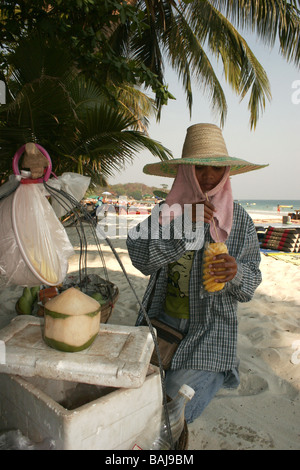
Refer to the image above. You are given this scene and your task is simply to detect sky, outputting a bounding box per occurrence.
[109,33,300,201]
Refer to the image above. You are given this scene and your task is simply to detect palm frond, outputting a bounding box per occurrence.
[182,0,271,128]
[211,0,300,65]
[112,83,157,133]
[65,103,172,178]
[113,0,300,127]
[163,6,228,125]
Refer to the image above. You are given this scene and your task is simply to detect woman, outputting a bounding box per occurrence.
[126,123,268,423]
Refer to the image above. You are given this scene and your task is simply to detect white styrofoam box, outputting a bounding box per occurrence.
[0,316,155,388]
[0,366,163,450]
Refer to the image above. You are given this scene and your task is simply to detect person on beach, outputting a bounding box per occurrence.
[126,123,268,424]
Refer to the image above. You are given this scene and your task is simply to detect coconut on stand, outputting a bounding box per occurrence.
[43,287,101,352]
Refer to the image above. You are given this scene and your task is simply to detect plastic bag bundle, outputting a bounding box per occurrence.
[0,184,75,287]
[47,172,91,219]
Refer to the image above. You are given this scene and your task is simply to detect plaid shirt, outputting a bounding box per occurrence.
[126,202,262,372]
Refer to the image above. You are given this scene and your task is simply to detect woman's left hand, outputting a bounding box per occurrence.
[208,253,238,283]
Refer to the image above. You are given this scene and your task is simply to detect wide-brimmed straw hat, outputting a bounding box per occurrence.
[143,123,268,177]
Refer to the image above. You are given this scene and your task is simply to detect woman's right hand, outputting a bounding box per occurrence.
[191,200,215,223]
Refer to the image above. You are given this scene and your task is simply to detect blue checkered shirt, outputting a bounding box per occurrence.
[126,202,262,373]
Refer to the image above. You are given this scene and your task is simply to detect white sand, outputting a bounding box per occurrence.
[0,214,299,450]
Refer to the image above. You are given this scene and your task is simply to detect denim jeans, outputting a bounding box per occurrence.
[157,310,226,424]
[165,369,225,424]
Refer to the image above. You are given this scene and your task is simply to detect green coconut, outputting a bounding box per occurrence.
[44,287,101,352]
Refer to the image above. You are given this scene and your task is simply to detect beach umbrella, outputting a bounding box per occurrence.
[102,191,111,195]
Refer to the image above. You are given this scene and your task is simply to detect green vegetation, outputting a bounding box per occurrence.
[0,36,172,183]
[1,1,300,183]
[88,182,169,200]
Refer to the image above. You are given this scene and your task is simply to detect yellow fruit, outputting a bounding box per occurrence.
[202,242,228,292]
[27,248,58,284]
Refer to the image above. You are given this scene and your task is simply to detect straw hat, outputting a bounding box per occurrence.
[143,123,268,177]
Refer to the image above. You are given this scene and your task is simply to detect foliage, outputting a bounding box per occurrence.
[91,182,169,199]
[87,183,168,201]
[130,189,143,200]
[1,0,300,185]
[126,0,300,128]
[0,0,173,107]
[0,36,172,182]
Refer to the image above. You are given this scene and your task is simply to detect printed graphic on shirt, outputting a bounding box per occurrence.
[164,251,194,319]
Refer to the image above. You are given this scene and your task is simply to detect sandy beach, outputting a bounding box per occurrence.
[0,212,299,450]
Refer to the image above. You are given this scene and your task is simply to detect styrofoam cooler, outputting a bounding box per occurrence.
[0,367,162,450]
[0,316,162,450]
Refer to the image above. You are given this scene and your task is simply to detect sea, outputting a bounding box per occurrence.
[236,199,300,217]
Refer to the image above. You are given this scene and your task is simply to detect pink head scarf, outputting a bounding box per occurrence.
[160,165,233,243]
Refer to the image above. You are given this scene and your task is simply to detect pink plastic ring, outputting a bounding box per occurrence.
[12,144,52,183]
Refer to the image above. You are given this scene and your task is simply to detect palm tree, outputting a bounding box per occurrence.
[2,1,299,131]
[111,0,300,128]
[0,36,172,182]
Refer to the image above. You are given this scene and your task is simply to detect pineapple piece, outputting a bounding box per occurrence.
[27,248,59,284]
[203,242,228,292]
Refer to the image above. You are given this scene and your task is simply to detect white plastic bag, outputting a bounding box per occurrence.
[47,172,91,219]
[0,184,75,287]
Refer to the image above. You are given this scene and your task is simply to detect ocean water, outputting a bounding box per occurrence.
[237,199,300,216]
